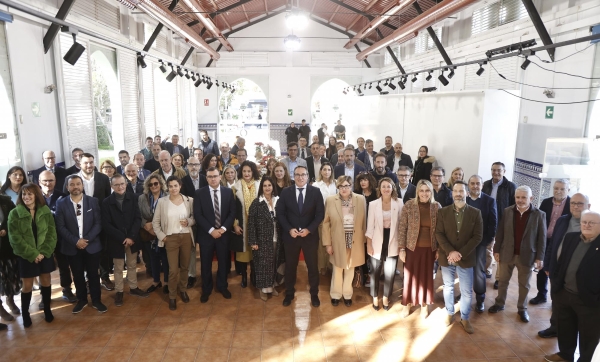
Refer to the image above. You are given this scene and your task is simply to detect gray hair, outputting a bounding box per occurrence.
[236,137,245,145]
[431,166,445,176]
[554,178,570,187]
[516,185,532,196]
[397,166,412,173]
[468,174,483,183]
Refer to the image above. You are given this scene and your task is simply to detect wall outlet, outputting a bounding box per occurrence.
[523,116,528,123]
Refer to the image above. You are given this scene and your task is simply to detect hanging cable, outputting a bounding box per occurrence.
[498,89,600,104]
[488,62,600,89]
[525,58,600,80]
[534,43,595,63]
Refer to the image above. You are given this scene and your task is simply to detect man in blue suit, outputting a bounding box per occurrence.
[466,175,498,312]
[334,146,366,184]
[194,167,236,303]
[357,139,376,172]
[55,175,107,314]
[31,150,69,191]
[276,165,325,307]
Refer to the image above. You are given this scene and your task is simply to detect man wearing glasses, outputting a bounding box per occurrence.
[32,150,69,191]
[430,167,453,207]
[397,166,416,203]
[276,165,324,308]
[281,142,307,181]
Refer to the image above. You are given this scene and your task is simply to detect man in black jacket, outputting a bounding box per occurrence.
[162,134,185,156]
[370,153,399,185]
[144,143,162,173]
[298,119,311,141]
[65,148,84,175]
[431,167,452,207]
[198,130,220,156]
[285,122,300,145]
[532,179,571,306]
[544,211,600,362]
[386,143,413,172]
[306,142,329,183]
[379,136,393,157]
[32,150,69,191]
[397,166,416,203]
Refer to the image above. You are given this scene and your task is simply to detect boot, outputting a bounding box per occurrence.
[41,286,54,323]
[6,295,20,315]
[250,261,256,287]
[0,299,15,321]
[21,291,32,328]
[241,273,247,288]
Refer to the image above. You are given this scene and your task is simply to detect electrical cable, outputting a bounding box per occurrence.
[525,58,600,80]
[534,43,595,63]
[498,89,600,104]
[488,61,600,89]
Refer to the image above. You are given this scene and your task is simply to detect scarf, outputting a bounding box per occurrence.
[241,179,256,217]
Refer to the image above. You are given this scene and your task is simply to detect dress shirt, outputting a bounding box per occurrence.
[208,186,226,234]
[392,156,400,172]
[300,148,308,159]
[367,153,374,170]
[70,197,83,238]
[490,178,503,199]
[295,185,306,203]
[313,157,322,176]
[162,167,173,179]
[399,185,409,199]
[547,198,567,238]
[172,145,183,154]
[221,155,230,165]
[43,191,54,206]
[288,158,298,179]
[344,164,355,178]
[79,171,95,197]
[191,176,200,190]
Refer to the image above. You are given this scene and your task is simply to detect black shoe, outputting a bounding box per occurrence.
[488,304,505,313]
[72,300,88,314]
[311,295,320,308]
[163,285,169,295]
[493,280,499,290]
[455,294,461,303]
[344,298,352,307]
[130,288,150,298]
[115,292,124,307]
[383,304,391,311]
[180,292,190,303]
[200,293,209,303]
[530,296,547,305]
[22,313,32,328]
[187,277,196,289]
[218,289,231,299]
[475,302,484,313]
[518,311,530,323]
[62,289,78,303]
[283,295,293,307]
[538,328,558,338]
[331,299,340,306]
[486,271,492,279]
[241,273,248,288]
[92,301,108,313]
[169,299,177,310]
[101,278,115,291]
[146,282,162,293]
[0,323,6,331]
[372,304,380,311]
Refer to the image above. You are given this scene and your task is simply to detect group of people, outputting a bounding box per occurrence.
[0,129,598,362]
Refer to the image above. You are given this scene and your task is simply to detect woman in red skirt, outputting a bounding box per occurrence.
[398,179,441,318]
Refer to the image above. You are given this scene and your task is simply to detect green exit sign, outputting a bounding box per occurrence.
[545,106,554,119]
[288,109,293,116]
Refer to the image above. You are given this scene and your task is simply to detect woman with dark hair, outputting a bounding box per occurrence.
[200,153,220,175]
[8,183,57,327]
[139,174,169,294]
[355,172,378,212]
[232,161,261,288]
[412,146,435,185]
[326,136,337,160]
[247,176,285,301]
[273,162,293,196]
[152,176,195,310]
[0,166,26,204]
[0,194,18,326]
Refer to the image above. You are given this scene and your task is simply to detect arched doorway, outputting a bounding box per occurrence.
[311,78,355,143]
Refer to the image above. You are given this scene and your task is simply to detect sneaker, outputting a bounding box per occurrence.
[101,278,115,291]
[129,288,150,298]
[460,319,474,334]
[72,300,88,314]
[529,295,547,305]
[115,292,124,307]
[92,301,108,313]
[62,289,78,303]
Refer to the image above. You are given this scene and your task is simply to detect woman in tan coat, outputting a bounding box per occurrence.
[322,176,366,307]
[398,179,441,318]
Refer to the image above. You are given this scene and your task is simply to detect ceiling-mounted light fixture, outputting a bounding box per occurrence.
[285,11,308,30]
[438,70,449,86]
[476,63,485,76]
[368,83,372,89]
[397,78,405,90]
[412,74,418,83]
[388,81,396,90]
[521,57,531,70]
[383,79,389,86]
[284,34,301,51]
[448,67,455,79]
[185,70,191,79]
[426,72,432,81]
[194,77,202,87]
[375,82,382,92]
[166,65,177,82]
[343,88,347,95]
[136,52,147,68]
[231,88,236,94]
[191,73,197,81]
[206,79,213,89]
[159,60,167,73]
[63,32,86,66]
[177,67,184,77]
[423,87,437,92]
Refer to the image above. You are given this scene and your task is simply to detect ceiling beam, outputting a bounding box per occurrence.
[413,1,451,65]
[328,4,340,23]
[208,0,254,17]
[326,0,397,31]
[241,3,250,22]
[42,0,77,53]
[205,7,288,44]
[346,0,379,31]
[521,0,554,61]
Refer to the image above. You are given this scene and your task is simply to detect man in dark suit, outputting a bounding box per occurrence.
[162,134,185,156]
[55,175,107,314]
[181,137,195,162]
[65,148,84,175]
[306,142,329,183]
[276,165,325,308]
[144,143,162,173]
[133,153,151,181]
[435,181,483,334]
[379,136,394,157]
[466,175,498,312]
[489,185,547,323]
[194,167,236,303]
[38,170,76,303]
[532,179,571,306]
[181,157,207,198]
[545,211,600,362]
[32,150,69,191]
[115,150,130,175]
[397,166,416,203]
[124,164,145,195]
[386,143,413,172]
[333,147,366,182]
[431,167,453,207]
[357,139,377,172]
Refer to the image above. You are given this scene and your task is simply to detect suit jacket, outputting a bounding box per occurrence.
[32,166,69,191]
[465,193,497,246]
[181,147,194,162]
[144,158,160,173]
[276,185,324,244]
[55,195,103,256]
[45,190,66,215]
[482,176,517,222]
[333,163,367,181]
[163,142,184,156]
[386,153,414,171]
[126,178,145,195]
[63,171,111,207]
[545,214,572,274]
[551,232,600,307]
[365,197,403,260]
[280,157,308,177]
[494,205,547,266]
[400,183,416,204]
[539,196,571,228]
[115,165,126,175]
[181,174,208,198]
[194,186,235,243]
[305,156,329,183]
[137,169,151,181]
[435,204,483,268]
[102,192,142,257]
[357,151,377,171]
[434,184,453,207]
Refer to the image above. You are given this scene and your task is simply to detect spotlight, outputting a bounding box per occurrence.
[177,67,184,77]
[476,63,485,76]
[222,82,226,88]
[136,53,147,68]
[423,87,437,92]
[201,75,206,84]
[388,82,396,90]
[231,88,236,94]
[521,57,531,70]
[191,73,197,81]
[398,79,405,90]
[284,34,301,51]
[63,33,86,66]
[426,72,432,81]
[376,82,382,92]
[357,88,362,95]
[206,80,213,89]
[368,83,372,89]
[343,88,347,95]
[166,65,177,82]
[485,39,537,59]
[185,70,190,79]
[438,71,449,86]
[411,74,418,83]
[383,79,389,86]
[448,68,455,79]
[159,60,167,73]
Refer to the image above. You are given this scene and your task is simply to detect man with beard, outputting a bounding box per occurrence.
[369,153,399,186]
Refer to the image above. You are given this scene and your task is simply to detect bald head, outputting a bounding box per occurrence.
[570,193,591,219]
[42,150,56,169]
[125,164,138,182]
[38,170,56,194]
[158,151,172,173]
[581,210,600,241]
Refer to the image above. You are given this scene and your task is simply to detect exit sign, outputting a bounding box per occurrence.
[545,106,554,119]
[288,109,293,116]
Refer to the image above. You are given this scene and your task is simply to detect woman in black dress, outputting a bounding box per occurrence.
[0,195,18,327]
[412,146,435,186]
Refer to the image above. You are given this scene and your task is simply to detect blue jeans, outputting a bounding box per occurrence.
[150,245,169,284]
[441,265,473,320]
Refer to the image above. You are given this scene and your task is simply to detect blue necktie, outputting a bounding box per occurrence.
[298,188,304,214]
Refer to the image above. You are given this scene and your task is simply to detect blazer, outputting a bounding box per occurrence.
[482,176,517,222]
[144,158,160,173]
[280,157,308,176]
[305,156,329,183]
[398,199,441,252]
[333,163,367,180]
[365,197,403,260]
[357,151,376,171]
[275,184,324,244]
[115,165,126,175]
[163,142,184,156]
[400,183,416,204]
[551,232,600,307]
[32,166,69,191]
[55,195,103,256]
[45,190,66,215]
[63,171,111,207]
[386,153,414,171]
[8,204,57,262]
[181,174,208,198]
[545,214,572,274]
[435,204,483,268]
[322,193,367,268]
[434,184,453,207]
[466,193,498,246]
[153,165,187,182]
[193,186,236,243]
[102,192,142,257]
[539,196,571,228]
[181,147,194,162]
[152,195,195,246]
[126,178,145,195]
[232,179,261,253]
[493,205,547,266]
[137,169,151,180]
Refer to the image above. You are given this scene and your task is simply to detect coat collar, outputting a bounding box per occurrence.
[15,204,51,219]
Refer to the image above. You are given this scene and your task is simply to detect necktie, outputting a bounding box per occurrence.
[301,149,305,158]
[213,189,221,228]
[298,188,304,214]
[138,170,143,180]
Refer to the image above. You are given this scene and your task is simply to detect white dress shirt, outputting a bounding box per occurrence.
[70,197,83,238]
[79,171,95,197]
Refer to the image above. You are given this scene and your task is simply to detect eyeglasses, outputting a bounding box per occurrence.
[102,166,114,170]
[76,203,82,216]
[40,179,55,183]
[397,174,410,178]
[581,221,599,226]
[187,163,200,167]
[338,185,352,189]
[113,183,126,188]
[431,174,443,178]
[571,202,586,207]
[149,182,160,187]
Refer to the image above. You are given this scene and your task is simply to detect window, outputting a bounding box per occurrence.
[472,0,527,36]
[414,28,442,55]
[72,0,121,31]
[383,45,401,66]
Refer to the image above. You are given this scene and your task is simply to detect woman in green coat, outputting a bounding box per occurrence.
[8,183,57,328]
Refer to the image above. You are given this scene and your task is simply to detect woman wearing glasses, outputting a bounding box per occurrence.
[8,184,57,327]
[139,175,169,294]
[247,176,285,301]
[152,176,195,310]
[322,176,366,307]
[365,177,403,311]
[313,163,336,275]
[100,160,117,179]
[398,179,440,318]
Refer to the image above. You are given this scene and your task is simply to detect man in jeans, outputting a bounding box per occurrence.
[435,181,483,334]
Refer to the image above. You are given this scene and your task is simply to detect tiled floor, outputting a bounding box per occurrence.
[0,258,558,362]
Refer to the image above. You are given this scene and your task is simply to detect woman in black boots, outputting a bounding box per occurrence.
[8,184,57,327]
